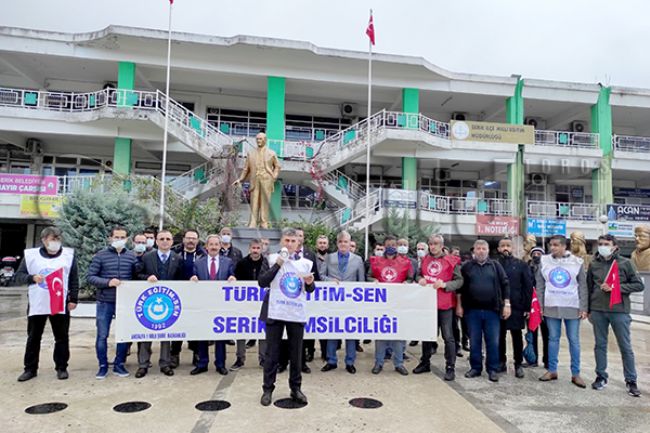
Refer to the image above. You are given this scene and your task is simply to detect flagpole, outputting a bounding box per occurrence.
[364,9,373,261]
[158,1,173,231]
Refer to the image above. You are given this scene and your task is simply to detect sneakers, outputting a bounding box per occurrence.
[112,364,130,378]
[626,381,641,397]
[591,376,608,390]
[444,367,456,381]
[96,365,109,380]
[230,358,245,371]
[412,362,431,374]
[17,370,37,382]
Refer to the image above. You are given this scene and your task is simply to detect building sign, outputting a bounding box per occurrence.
[607,221,635,238]
[19,195,63,219]
[450,121,534,145]
[476,215,519,236]
[0,174,59,196]
[606,204,650,222]
[382,188,417,209]
[527,218,567,237]
[116,281,438,341]
[613,188,650,199]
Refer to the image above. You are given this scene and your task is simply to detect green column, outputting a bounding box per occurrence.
[506,79,525,223]
[113,137,132,176]
[266,76,285,222]
[591,87,613,206]
[117,61,136,107]
[402,88,419,190]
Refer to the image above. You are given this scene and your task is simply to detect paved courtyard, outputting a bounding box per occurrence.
[1,290,649,433]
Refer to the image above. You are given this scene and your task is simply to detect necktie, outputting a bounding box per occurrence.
[210,257,217,280]
[161,253,168,263]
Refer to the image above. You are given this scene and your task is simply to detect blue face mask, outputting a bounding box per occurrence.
[385,246,397,256]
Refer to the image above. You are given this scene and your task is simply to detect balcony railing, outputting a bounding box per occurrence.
[614,134,650,153]
[526,200,601,221]
[534,130,599,148]
[420,193,512,215]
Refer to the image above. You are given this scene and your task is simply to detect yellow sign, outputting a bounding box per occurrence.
[19,195,64,219]
[450,120,534,145]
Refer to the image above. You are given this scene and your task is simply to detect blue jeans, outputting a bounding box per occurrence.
[465,309,500,373]
[197,341,226,369]
[326,339,356,366]
[374,340,405,368]
[590,311,637,382]
[546,317,580,376]
[95,301,128,367]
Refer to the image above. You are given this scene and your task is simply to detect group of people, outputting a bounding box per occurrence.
[13,224,644,407]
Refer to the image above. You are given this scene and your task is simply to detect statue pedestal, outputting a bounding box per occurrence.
[232,227,282,254]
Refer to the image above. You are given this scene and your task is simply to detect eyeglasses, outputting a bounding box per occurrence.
[158,238,173,241]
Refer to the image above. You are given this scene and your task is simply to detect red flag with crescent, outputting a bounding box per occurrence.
[45,268,65,314]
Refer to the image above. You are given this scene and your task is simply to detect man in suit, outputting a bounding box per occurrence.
[258,227,316,406]
[190,234,236,375]
[232,131,281,229]
[135,229,183,378]
[321,230,365,374]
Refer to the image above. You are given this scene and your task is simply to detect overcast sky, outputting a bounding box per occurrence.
[1,0,647,88]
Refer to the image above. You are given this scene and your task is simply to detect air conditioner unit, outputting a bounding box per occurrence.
[571,120,588,133]
[25,138,43,154]
[524,116,545,129]
[435,168,450,181]
[340,103,358,118]
[103,81,117,89]
[451,112,467,121]
[529,173,547,186]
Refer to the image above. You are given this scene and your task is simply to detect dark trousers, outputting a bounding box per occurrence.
[263,320,305,393]
[197,341,226,369]
[420,309,456,368]
[530,319,549,368]
[466,309,500,373]
[499,323,523,367]
[24,313,70,373]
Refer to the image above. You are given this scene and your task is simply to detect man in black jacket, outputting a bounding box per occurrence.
[258,228,315,406]
[171,228,206,367]
[496,237,533,378]
[233,238,269,370]
[219,227,243,267]
[457,239,511,382]
[134,229,183,378]
[15,226,79,382]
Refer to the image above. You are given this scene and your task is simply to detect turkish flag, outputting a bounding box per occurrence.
[528,288,542,332]
[366,13,375,45]
[606,260,622,309]
[45,268,65,315]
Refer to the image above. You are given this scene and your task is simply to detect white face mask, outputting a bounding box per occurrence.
[417,249,427,258]
[133,244,147,254]
[375,250,384,257]
[221,235,232,244]
[598,245,614,258]
[46,240,61,253]
[397,245,409,255]
[112,239,127,250]
[145,238,155,248]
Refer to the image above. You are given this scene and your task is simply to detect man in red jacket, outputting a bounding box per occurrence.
[413,234,463,381]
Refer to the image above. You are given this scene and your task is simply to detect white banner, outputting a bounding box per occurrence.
[115,281,437,342]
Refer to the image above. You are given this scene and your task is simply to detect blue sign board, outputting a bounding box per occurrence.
[527,218,567,237]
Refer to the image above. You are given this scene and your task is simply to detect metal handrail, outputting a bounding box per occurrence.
[526,200,601,221]
[534,129,599,148]
[613,134,650,153]
[420,194,512,216]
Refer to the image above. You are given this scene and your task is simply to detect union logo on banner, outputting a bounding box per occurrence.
[380,266,398,282]
[426,260,442,277]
